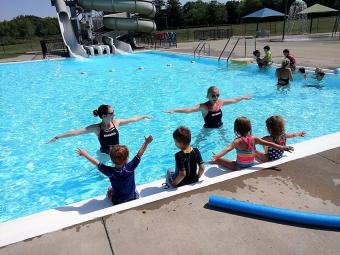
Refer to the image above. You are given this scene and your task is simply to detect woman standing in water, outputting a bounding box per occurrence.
[47,104,152,154]
[165,86,251,128]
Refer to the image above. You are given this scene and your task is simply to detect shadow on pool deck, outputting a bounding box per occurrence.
[1,148,339,255]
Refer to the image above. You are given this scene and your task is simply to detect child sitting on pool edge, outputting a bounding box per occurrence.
[210,116,293,171]
[263,45,272,66]
[77,135,153,205]
[165,126,205,188]
[255,116,306,162]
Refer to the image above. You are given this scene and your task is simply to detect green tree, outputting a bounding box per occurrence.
[183,1,208,26]
[207,1,228,25]
[225,1,241,23]
[239,0,263,17]
[166,0,184,28]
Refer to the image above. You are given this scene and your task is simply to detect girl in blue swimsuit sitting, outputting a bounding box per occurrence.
[165,86,251,128]
[47,104,152,154]
[256,115,306,162]
[210,116,294,171]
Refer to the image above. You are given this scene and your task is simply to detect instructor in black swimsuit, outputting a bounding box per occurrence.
[47,104,152,154]
[165,86,251,128]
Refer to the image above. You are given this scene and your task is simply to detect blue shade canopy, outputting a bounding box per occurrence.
[242,8,285,19]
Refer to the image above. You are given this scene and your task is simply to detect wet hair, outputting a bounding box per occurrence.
[206,86,219,97]
[282,59,290,67]
[315,68,325,77]
[298,67,306,74]
[266,116,285,139]
[264,45,270,51]
[253,50,260,56]
[234,116,252,137]
[283,49,289,54]
[93,104,111,119]
[173,126,191,145]
[109,145,129,165]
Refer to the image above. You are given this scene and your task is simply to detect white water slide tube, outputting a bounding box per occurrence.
[78,0,157,33]
[54,0,88,58]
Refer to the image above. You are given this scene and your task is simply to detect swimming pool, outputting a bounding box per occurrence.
[0,51,339,222]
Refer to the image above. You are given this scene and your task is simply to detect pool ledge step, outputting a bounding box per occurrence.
[1,132,340,247]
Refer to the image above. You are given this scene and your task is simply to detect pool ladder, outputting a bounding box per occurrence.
[218,36,256,63]
[194,41,210,58]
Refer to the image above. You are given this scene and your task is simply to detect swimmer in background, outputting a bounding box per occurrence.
[314,68,325,81]
[303,68,325,89]
[298,67,307,79]
[165,86,251,128]
[263,45,273,66]
[276,59,293,85]
[253,50,264,68]
[283,49,296,71]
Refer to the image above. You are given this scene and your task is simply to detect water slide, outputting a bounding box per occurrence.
[54,0,88,58]
[78,0,157,33]
[54,0,156,57]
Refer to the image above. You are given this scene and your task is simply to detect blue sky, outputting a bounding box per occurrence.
[0,0,57,21]
[0,0,229,21]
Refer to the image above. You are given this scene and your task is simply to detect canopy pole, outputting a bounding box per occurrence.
[332,15,339,37]
[309,17,313,34]
[282,0,288,41]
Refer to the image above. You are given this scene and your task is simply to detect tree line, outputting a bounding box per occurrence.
[0,0,338,45]
[154,0,339,29]
[0,16,60,45]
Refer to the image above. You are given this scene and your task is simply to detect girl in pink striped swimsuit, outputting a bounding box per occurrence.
[210,117,294,171]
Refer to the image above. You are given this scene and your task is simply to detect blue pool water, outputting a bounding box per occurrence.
[0,51,339,222]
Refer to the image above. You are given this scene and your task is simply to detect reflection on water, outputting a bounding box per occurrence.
[193,127,229,150]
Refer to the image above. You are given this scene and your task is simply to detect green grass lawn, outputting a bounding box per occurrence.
[0,39,42,59]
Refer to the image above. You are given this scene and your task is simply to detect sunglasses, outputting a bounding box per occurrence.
[211,94,220,98]
[105,111,114,116]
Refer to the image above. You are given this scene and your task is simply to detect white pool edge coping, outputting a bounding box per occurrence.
[1,132,339,247]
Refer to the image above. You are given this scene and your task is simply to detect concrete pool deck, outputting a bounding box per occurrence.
[1,33,339,70]
[164,35,340,70]
[0,38,339,254]
[1,132,340,254]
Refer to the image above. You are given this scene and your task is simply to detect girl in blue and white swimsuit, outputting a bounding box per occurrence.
[256,116,306,162]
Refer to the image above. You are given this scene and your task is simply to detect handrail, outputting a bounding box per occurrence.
[218,37,232,61]
[198,42,210,56]
[194,41,204,57]
[227,37,240,63]
[194,41,210,58]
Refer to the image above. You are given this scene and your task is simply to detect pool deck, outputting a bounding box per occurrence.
[163,35,340,70]
[1,34,339,70]
[1,140,339,254]
[0,37,339,254]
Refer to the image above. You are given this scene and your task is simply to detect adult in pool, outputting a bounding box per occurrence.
[276,59,293,86]
[165,86,251,128]
[47,104,152,154]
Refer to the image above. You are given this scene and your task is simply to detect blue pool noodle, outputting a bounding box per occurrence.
[208,195,340,228]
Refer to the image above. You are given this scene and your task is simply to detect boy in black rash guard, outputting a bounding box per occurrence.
[166,126,205,187]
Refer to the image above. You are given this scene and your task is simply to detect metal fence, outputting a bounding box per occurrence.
[193,28,233,41]
[40,39,69,58]
[135,32,177,49]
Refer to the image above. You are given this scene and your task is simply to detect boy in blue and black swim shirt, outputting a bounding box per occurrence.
[166,126,205,187]
[77,135,153,205]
